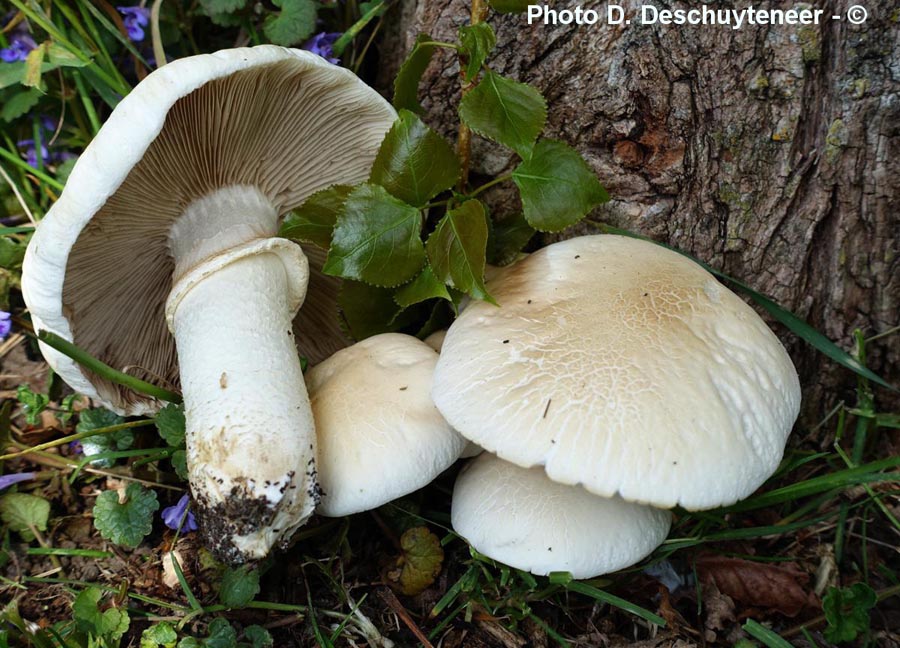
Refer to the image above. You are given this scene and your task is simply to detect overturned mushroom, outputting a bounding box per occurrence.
[22,46,396,562]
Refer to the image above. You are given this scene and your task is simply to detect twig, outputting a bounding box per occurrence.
[378,588,434,648]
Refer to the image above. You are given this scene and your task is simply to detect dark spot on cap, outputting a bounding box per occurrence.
[502,339,509,344]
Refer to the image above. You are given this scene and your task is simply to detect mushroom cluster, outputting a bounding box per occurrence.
[433,234,801,577]
[22,46,396,563]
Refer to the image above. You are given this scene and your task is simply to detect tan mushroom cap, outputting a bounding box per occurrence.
[433,235,801,510]
[307,333,467,516]
[452,453,671,578]
[23,46,396,415]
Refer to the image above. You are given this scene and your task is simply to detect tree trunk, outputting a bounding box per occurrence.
[378,0,900,420]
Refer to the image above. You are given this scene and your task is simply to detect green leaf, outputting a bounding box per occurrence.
[263,0,317,46]
[242,626,273,648]
[395,265,451,308]
[742,620,795,648]
[459,23,496,82]
[489,0,531,13]
[0,493,50,541]
[393,33,437,113]
[200,0,248,13]
[488,212,535,266]
[156,404,186,447]
[823,583,877,644]
[1,89,41,123]
[77,408,131,468]
[196,618,237,648]
[15,385,47,427]
[45,44,90,69]
[23,43,47,89]
[513,139,608,231]
[426,200,493,302]
[338,280,401,340]
[92,483,159,549]
[324,184,425,287]
[459,71,547,157]
[370,110,460,207]
[141,622,178,648]
[171,450,188,480]
[0,238,27,270]
[219,565,260,608]
[279,185,352,249]
[386,527,444,596]
[593,224,898,392]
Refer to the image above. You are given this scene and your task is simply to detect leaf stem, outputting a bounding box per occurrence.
[457,0,490,191]
[0,419,152,461]
[468,173,513,198]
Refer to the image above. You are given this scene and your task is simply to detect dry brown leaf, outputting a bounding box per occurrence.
[696,555,818,617]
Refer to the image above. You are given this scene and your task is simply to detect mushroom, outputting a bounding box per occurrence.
[433,234,801,511]
[306,333,467,516]
[453,453,671,578]
[22,46,397,562]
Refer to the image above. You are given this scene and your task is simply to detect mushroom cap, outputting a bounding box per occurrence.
[307,333,466,517]
[452,453,671,578]
[22,46,396,415]
[433,235,801,510]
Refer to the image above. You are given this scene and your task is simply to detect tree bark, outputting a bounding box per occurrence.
[378,0,900,419]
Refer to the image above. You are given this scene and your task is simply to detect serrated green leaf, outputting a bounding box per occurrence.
[142,622,178,648]
[73,587,104,636]
[0,493,50,541]
[823,583,877,644]
[393,33,437,113]
[513,139,608,231]
[199,618,237,648]
[395,265,451,308]
[15,385,47,426]
[324,184,425,286]
[219,565,260,608]
[242,626,273,648]
[156,404,186,447]
[200,0,248,13]
[77,408,131,468]
[263,0,317,46]
[489,212,535,266]
[101,607,130,643]
[489,0,530,13]
[1,89,41,123]
[338,280,401,340]
[171,450,188,480]
[386,527,444,596]
[370,110,459,207]
[279,185,351,249]
[426,200,493,302]
[0,238,27,270]
[459,23,496,82]
[459,71,546,157]
[92,483,159,548]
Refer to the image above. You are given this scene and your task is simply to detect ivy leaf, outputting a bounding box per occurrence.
[242,626,273,648]
[426,200,493,302]
[263,0,317,46]
[488,212,535,266]
[73,587,130,642]
[395,265,451,308]
[141,622,178,648]
[0,238,27,270]
[93,483,159,549]
[384,527,444,596]
[324,184,425,287]
[393,33,437,113]
[338,280,401,340]
[458,71,547,158]
[0,493,50,541]
[200,0,248,12]
[16,384,48,426]
[512,139,608,231]
[219,565,260,608]
[1,88,42,123]
[77,408,131,468]
[171,449,188,481]
[489,0,531,12]
[156,404,186,447]
[823,583,877,644]
[370,110,459,207]
[459,23,496,82]
[279,185,352,249]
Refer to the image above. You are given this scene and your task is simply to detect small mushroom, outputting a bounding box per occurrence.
[433,234,801,510]
[22,46,397,562]
[306,333,467,516]
[453,453,671,578]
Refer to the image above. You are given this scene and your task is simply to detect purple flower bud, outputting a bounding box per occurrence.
[0,472,35,490]
[0,34,36,63]
[117,6,150,42]
[303,32,342,65]
[0,311,10,340]
[161,494,198,533]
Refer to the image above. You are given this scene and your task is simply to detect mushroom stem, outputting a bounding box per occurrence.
[166,238,318,563]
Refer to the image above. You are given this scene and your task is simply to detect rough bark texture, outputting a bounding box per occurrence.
[378,0,900,419]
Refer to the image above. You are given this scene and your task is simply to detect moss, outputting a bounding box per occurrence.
[798,25,821,63]
[852,78,869,99]
[750,75,769,93]
[825,119,848,164]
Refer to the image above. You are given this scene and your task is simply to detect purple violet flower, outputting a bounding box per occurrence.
[117,6,150,42]
[303,32,341,65]
[0,33,36,63]
[0,311,11,340]
[161,494,198,533]
[16,139,49,168]
[0,472,35,490]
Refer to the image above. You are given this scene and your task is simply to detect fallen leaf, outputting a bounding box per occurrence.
[383,526,444,596]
